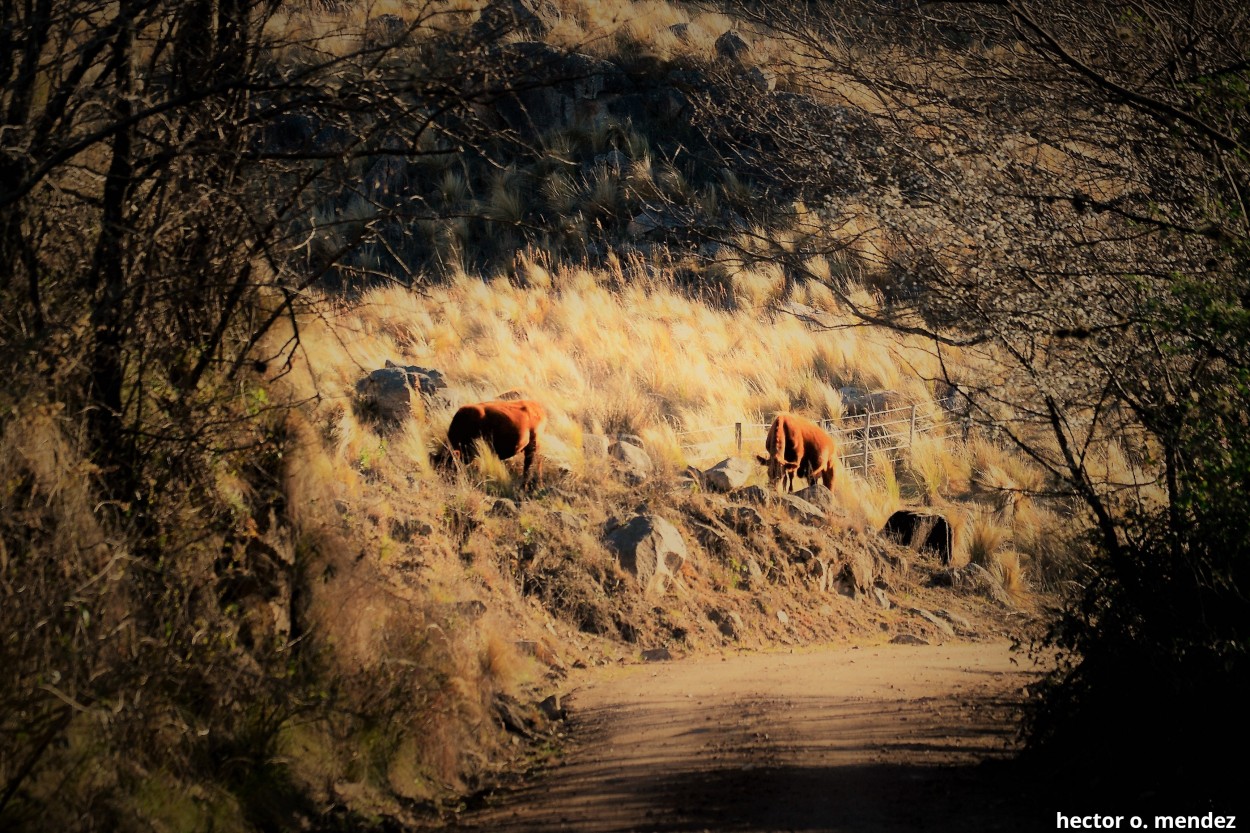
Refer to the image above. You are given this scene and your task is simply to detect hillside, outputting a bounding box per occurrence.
[3,0,1246,830]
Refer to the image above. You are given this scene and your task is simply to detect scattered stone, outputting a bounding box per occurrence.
[729,485,769,505]
[538,693,566,721]
[745,65,777,92]
[454,600,488,620]
[551,509,584,529]
[721,504,765,532]
[715,30,751,63]
[936,608,972,631]
[641,647,672,662]
[890,633,929,646]
[793,483,837,512]
[909,607,956,637]
[703,457,755,493]
[355,366,417,423]
[708,608,743,639]
[605,515,687,595]
[609,438,653,482]
[494,693,538,737]
[582,433,611,458]
[873,587,891,610]
[691,521,732,554]
[776,609,790,625]
[489,498,519,518]
[472,0,552,40]
[881,509,953,564]
[780,493,826,524]
[839,387,902,416]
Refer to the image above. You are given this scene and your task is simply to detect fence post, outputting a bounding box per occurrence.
[908,404,917,451]
[735,422,742,454]
[862,411,872,473]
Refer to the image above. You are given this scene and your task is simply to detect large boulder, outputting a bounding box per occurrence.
[488,42,631,137]
[714,30,751,63]
[839,386,903,416]
[384,359,446,395]
[609,438,653,482]
[881,509,953,564]
[472,0,553,41]
[703,457,755,493]
[355,362,446,423]
[605,515,687,596]
[793,483,837,512]
[780,493,826,524]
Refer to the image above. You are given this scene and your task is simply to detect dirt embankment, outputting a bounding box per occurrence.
[451,640,1058,833]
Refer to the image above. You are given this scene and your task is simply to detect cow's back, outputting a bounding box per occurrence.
[450,399,545,460]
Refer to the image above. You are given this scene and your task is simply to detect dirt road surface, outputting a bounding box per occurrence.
[456,641,1056,833]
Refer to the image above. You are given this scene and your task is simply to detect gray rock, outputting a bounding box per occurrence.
[729,485,770,505]
[594,149,628,171]
[909,607,956,637]
[610,438,653,481]
[356,366,415,422]
[364,14,407,47]
[780,493,826,524]
[721,504,765,532]
[882,509,953,564]
[890,633,929,646]
[489,498,519,518]
[839,386,903,416]
[745,65,777,92]
[384,360,446,395]
[582,433,611,458]
[703,457,755,493]
[538,693,566,721]
[793,483,837,512]
[691,520,731,553]
[936,608,972,631]
[715,30,751,63]
[873,587,891,609]
[641,647,672,662]
[708,608,743,639]
[605,515,687,595]
[473,0,552,40]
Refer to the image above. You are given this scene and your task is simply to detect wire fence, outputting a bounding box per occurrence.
[674,404,959,475]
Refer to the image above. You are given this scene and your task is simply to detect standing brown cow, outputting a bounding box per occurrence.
[445,399,547,489]
[756,412,837,492]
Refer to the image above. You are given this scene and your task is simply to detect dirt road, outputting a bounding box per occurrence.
[456,641,1055,833]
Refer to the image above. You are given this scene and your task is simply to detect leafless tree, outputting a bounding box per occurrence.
[696,0,1249,796]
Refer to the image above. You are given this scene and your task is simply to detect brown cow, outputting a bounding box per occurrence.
[756,412,837,492]
[445,399,547,489]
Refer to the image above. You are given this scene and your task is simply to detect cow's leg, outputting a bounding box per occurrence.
[522,430,540,491]
[822,466,835,490]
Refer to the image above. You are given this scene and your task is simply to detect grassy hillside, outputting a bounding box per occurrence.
[15,0,1229,828]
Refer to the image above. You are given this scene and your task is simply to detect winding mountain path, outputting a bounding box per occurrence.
[456,641,1055,833]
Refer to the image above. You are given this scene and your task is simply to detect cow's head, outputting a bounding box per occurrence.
[756,453,798,486]
[432,446,463,471]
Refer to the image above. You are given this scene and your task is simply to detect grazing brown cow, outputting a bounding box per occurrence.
[445,399,547,489]
[756,412,837,492]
